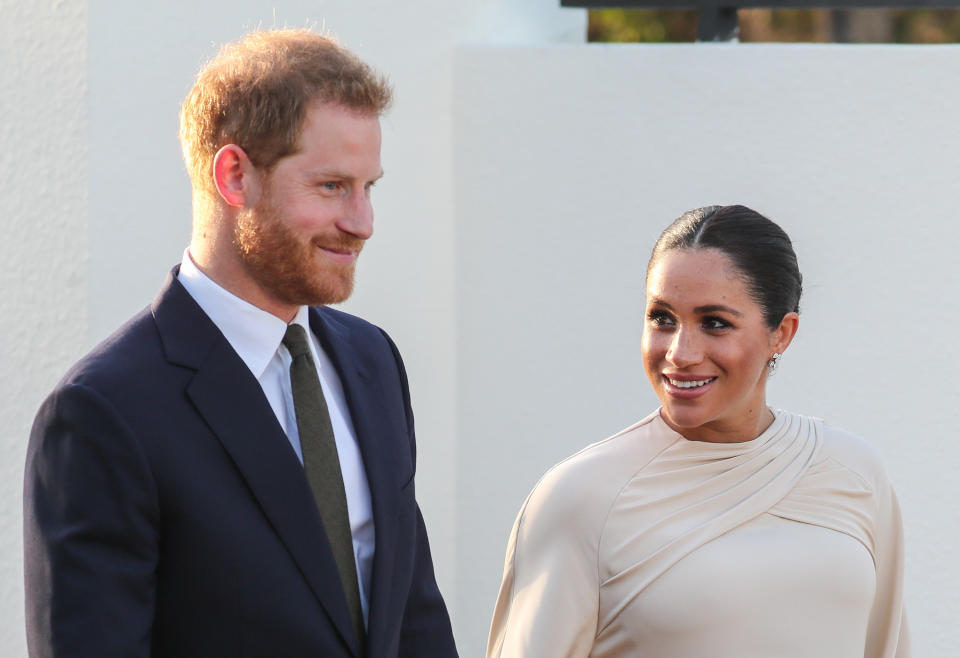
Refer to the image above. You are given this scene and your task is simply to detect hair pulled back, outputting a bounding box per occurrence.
[647,205,802,329]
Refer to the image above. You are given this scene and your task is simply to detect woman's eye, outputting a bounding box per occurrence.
[648,311,675,327]
[703,317,731,331]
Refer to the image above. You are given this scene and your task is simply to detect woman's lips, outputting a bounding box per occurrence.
[662,374,717,399]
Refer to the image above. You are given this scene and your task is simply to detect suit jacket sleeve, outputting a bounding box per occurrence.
[24,383,159,658]
[379,329,459,658]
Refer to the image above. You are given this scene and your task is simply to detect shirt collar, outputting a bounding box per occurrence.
[177,248,310,379]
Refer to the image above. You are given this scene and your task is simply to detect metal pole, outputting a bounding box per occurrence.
[697,6,740,41]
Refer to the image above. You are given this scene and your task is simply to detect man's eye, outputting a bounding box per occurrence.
[321,182,341,192]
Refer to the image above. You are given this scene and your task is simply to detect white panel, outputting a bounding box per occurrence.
[454,44,959,656]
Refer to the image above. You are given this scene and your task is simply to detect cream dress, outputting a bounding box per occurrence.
[486,410,909,658]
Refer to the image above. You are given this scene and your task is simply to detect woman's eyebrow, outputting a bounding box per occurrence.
[694,304,743,317]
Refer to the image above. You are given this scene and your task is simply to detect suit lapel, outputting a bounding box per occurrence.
[152,271,360,656]
[310,308,403,654]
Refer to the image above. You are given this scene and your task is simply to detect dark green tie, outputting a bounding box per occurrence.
[282,324,365,652]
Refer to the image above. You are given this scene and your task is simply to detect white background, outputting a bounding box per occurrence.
[2,1,956,656]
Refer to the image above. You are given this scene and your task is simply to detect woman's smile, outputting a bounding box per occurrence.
[663,374,718,398]
[642,248,794,443]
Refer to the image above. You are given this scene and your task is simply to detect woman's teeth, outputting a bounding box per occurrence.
[668,377,714,389]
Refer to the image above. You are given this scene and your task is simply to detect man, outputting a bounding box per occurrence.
[24,29,458,658]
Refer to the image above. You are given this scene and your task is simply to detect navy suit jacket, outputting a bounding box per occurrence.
[24,268,458,658]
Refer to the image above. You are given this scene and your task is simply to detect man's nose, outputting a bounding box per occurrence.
[339,191,374,240]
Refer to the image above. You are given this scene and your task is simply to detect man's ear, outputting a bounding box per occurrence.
[213,144,259,208]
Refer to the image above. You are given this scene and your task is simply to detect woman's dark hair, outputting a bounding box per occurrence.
[647,205,803,328]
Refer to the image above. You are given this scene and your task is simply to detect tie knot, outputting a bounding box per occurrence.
[282,324,312,360]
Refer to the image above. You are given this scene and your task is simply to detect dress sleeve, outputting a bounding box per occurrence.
[866,480,910,658]
[486,471,601,658]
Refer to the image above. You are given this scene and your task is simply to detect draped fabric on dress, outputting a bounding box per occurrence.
[486,410,908,658]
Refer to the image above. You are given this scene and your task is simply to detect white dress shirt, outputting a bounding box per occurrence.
[177,249,374,624]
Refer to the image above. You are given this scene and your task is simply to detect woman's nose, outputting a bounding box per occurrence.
[666,328,703,368]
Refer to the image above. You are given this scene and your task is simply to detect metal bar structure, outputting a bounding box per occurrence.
[698,6,739,40]
[564,1,960,7]
[561,0,960,41]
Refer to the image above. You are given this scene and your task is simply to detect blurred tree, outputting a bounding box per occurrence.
[894,9,960,41]
[587,9,960,43]
[740,9,832,41]
[587,9,697,42]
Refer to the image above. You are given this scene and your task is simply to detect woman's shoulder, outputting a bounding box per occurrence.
[540,410,678,491]
[517,411,680,537]
[813,418,894,491]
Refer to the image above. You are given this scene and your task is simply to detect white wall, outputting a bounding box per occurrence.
[453,44,960,656]
[3,2,956,656]
[1,3,87,655]
[3,1,583,654]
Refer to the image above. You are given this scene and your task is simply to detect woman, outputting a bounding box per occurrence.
[486,205,908,658]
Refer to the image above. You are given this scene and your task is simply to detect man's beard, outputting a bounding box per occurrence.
[233,194,364,307]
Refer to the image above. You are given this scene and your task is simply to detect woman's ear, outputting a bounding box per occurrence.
[771,311,800,355]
